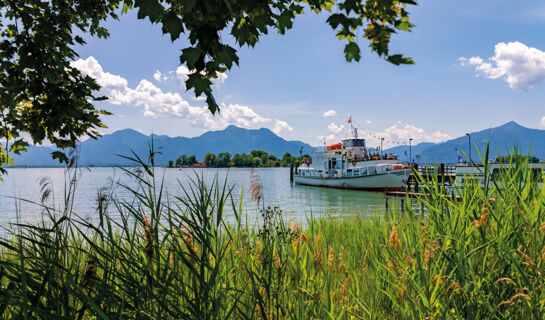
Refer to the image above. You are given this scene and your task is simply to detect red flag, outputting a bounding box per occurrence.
[347,117,351,124]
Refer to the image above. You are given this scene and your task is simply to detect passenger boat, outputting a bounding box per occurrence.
[293,128,410,191]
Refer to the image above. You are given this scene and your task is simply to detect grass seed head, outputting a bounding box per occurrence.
[142,214,154,262]
[328,247,335,270]
[446,282,462,295]
[300,233,309,244]
[313,248,322,266]
[291,221,300,234]
[274,253,281,270]
[389,225,400,250]
[406,255,414,268]
[495,277,517,287]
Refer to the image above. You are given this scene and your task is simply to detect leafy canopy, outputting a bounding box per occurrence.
[131,0,417,113]
[0,0,416,171]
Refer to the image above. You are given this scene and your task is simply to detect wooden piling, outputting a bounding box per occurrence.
[290,164,294,182]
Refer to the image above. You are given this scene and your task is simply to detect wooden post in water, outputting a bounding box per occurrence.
[440,163,445,191]
[290,164,294,182]
[413,164,419,192]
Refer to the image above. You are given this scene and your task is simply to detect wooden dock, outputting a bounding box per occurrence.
[386,164,460,212]
[406,163,457,192]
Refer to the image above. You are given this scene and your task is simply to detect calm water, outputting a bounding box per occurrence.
[0,167,387,226]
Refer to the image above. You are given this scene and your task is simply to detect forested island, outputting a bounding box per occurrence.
[167,150,311,168]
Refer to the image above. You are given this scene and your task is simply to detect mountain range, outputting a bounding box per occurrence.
[9,121,545,167]
[385,121,545,163]
[11,125,314,167]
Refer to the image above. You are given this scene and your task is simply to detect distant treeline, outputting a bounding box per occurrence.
[495,155,540,163]
[167,150,311,168]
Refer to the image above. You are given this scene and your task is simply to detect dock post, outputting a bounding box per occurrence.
[290,164,294,182]
[440,163,445,191]
[413,164,419,192]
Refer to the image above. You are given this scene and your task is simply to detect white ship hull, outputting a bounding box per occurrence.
[294,169,410,191]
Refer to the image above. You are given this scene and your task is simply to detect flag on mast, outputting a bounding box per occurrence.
[347,116,351,124]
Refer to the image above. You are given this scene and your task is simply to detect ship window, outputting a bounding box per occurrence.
[347,169,353,177]
[353,169,359,176]
[361,168,367,175]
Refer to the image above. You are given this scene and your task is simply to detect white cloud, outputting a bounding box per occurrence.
[541,116,545,126]
[71,57,128,93]
[317,122,347,144]
[272,120,293,134]
[327,122,345,133]
[71,56,292,134]
[371,122,450,148]
[459,42,545,91]
[175,65,190,86]
[323,110,336,117]
[366,120,371,124]
[317,121,450,148]
[153,70,162,82]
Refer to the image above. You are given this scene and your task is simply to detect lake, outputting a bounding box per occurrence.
[0,167,387,226]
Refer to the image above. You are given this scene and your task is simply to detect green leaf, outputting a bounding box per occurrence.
[326,13,349,29]
[215,45,238,69]
[8,139,28,155]
[135,0,164,23]
[180,47,203,69]
[344,42,361,62]
[206,90,219,114]
[186,73,212,98]
[397,21,412,32]
[162,10,184,41]
[387,54,414,65]
[51,151,69,164]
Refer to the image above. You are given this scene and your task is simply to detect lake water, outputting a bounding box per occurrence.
[0,167,387,226]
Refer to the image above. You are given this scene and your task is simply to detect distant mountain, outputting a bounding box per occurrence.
[11,126,315,167]
[9,121,545,167]
[383,121,545,164]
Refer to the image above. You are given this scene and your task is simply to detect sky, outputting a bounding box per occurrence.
[73,0,545,148]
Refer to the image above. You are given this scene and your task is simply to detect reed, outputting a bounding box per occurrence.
[0,146,544,319]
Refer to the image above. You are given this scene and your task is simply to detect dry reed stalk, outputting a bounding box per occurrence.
[249,168,263,208]
[389,225,400,250]
[495,277,518,286]
[142,214,154,263]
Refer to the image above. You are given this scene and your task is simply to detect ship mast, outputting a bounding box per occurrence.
[349,116,357,138]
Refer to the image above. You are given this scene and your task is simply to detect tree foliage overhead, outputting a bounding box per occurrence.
[0,0,120,171]
[0,0,416,171]
[127,0,416,113]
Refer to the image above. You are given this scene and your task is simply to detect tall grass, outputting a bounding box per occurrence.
[1,146,544,319]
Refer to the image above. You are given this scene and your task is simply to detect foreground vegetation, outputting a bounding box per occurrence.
[1,150,545,319]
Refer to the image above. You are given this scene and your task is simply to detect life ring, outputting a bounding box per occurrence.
[351,158,357,165]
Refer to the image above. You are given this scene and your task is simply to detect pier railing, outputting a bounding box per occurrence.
[413,164,457,176]
[407,164,457,190]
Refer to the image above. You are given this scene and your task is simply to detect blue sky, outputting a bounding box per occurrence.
[74,0,545,148]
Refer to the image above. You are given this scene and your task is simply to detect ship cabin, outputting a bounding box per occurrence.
[340,138,368,160]
[342,137,366,149]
